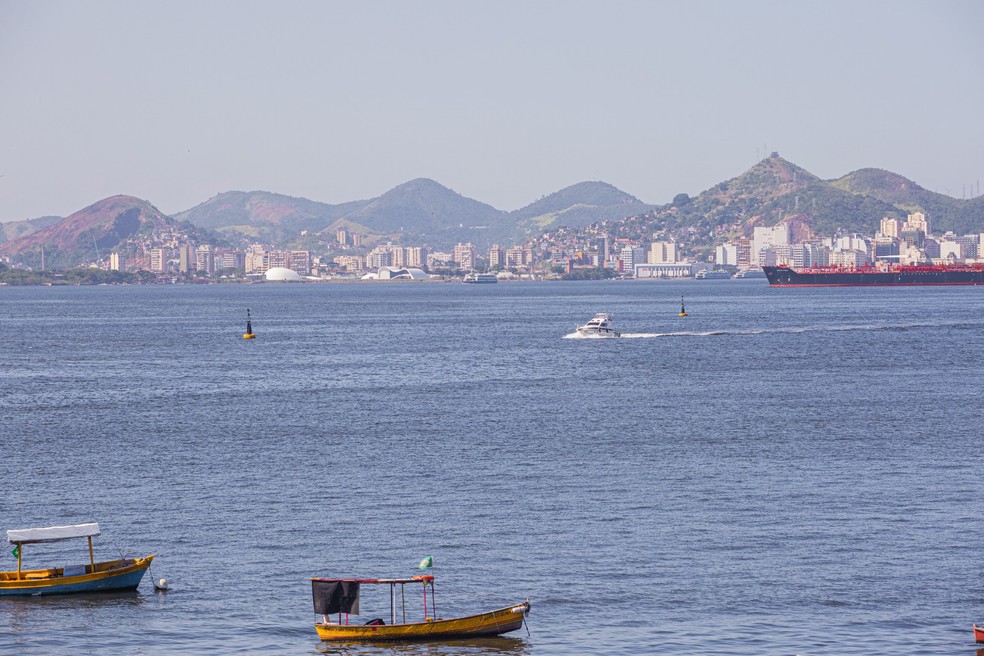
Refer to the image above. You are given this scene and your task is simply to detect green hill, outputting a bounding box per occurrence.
[832,168,984,235]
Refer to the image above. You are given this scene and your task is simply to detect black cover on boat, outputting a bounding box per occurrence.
[312,580,361,614]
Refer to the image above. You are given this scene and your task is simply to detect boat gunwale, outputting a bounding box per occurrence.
[314,600,529,642]
[0,555,154,593]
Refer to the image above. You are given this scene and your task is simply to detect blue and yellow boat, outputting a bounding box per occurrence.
[1,523,154,596]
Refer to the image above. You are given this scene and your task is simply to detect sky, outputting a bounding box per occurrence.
[1,0,983,222]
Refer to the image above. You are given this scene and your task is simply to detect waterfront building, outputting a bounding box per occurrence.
[245,251,266,274]
[956,234,979,260]
[288,251,311,275]
[619,246,645,273]
[939,238,961,261]
[426,251,454,269]
[879,217,902,238]
[405,246,426,269]
[649,241,679,264]
[715,243,738,266]
[595,236,610,265]
[389,244,406,267]
[834,234,869,253]
[195,245,215,274]
[150,248,166,272]
[736,238,752,266]
[333,255,365,272]
[753,224,791,265]
[872,236,900,262]
[791,243,824,268]
[366,247,393,270]
[506,246,533,268]
[217,251,246,271]
[178,244,195,273]
[488,244,504,269]
[830,248,869,268]
[267,250,288,270]
[634,262,695,278]
[109,252,124,271]
[905,211,931,236]
[453,243,476,270]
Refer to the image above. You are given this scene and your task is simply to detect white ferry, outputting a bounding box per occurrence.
[695,269,733,279]
[463,273,498,284]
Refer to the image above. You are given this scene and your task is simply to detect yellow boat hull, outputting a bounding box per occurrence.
[315,601,529,641]
[243,333,255,339]
[0,555,154,596]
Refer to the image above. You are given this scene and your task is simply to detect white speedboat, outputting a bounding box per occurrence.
[576,313,620,337]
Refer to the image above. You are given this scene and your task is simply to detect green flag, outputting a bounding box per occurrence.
[11,545,20,559]
[418,556,432,570]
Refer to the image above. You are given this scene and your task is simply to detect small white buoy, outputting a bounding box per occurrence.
[154,578,170,591]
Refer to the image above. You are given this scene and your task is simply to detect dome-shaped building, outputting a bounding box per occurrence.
[265,267,303,282]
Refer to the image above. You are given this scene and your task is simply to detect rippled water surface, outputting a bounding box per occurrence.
[2,280,983,655]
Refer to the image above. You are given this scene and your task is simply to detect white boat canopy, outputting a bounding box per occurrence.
[7,523,101,545]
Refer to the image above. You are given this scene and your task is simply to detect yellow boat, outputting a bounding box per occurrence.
[1,523,154,596]
[312,575,530,641]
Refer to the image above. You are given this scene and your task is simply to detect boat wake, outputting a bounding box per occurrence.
[564,321,972,340]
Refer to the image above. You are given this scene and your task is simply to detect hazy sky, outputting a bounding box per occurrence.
[2,0,982,221]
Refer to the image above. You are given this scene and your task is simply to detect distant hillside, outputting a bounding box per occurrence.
[173,191,368,246]
[509,181,654,239]
[539,155,984,259]
[662,155,903,239]
[600,156,904,252]
[0,195,218,270]
[172,179,654,250]
[0,215,62,244]
[832,168,984,235]
[340,178,509,248]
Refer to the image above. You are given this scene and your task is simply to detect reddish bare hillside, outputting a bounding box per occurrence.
[0,195,164,257]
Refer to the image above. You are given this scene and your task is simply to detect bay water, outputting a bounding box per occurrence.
[2,280,982,654]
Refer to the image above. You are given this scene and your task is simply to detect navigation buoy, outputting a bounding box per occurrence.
[243,308,256,339]
[678,296,687,317]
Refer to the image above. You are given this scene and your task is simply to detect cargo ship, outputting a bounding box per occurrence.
[763,263,984,287]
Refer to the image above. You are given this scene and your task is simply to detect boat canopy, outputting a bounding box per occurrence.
[7,523,101,545]
[312,579,361,615]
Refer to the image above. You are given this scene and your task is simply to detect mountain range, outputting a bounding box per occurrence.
[170,178,653,251]
[1,156,981,270]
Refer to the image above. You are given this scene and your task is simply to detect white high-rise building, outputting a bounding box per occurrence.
[620,246,645,272]
[453,243,476,270]
[753,224,791,265]
[879,217,902,238]
[905,212,931,236]
[715,243,738,266]
[649,241,679,264]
